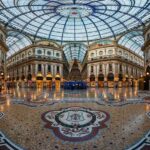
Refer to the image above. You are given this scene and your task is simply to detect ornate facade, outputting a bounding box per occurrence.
[6,41,69,87]
[82,41,144,87]
[143,24,150,73]
[141,24,150,90]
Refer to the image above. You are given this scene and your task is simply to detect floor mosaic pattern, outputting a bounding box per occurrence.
[42,107,110,142]
[0,132,22,150]
[0,112,4,119]
[146,111,150,119]
[127,131,150,150]
[0,88,149,150]
[0,96,6,105]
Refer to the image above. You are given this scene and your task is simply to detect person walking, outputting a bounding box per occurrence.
[6,80,10,92]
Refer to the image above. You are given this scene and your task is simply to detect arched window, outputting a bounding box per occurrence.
[22,54,24,58]
[47,51,51,55]
[99,51,103,55]
[91,53,94,57]
[56,53,60,57]
[108,50,113,55]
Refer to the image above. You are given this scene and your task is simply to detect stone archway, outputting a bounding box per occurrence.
[90,74,95,81]
[107,73,114,81]
[98,73,104,81]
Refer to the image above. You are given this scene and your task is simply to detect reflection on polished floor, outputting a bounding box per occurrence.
[9,87,139,101]
[0,87,150,150]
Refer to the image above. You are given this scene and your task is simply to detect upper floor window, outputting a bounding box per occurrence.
[56,53,60,57]
[37,50,42,54]
[118,50,122,55]
[47,51,51,56]
[28,51,31,56]
[108,50,113,55]
[147,33,150,40]
[48,65,51,72]
[91,66,94,73]
[99,64,102,71]
[57,66,60,73]
[109,64,112,72]
[99,51,103,55]
[22,54,25,58]
[91,53,94,57]
[38,64,41,72]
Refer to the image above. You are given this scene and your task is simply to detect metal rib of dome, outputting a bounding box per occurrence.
[0,0,149,43]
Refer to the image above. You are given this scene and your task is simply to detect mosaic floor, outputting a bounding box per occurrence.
[0,87,150,150]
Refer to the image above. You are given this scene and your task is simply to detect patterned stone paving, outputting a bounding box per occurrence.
[0,112,4,119]
[0,132,23,150]
[0,96,6,105]
[12,97,150,108]
[127,131,150,150]
[146,111,150,119]
[0,88,149,150]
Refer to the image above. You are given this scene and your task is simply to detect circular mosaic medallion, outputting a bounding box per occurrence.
[42,107,110,142]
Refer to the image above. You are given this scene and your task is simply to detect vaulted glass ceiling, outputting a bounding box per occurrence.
[118,31,144,57]
[0,0,149,60]
[0,0,149,43]
[63,43,87,62]
[6,31,32,58]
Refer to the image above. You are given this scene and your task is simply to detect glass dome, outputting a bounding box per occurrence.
[0,0,149,43]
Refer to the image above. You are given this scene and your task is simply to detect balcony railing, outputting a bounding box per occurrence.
[7,55,63,67]
[88,55,144,67]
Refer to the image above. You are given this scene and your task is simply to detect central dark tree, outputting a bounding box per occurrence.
[68,59,82,81]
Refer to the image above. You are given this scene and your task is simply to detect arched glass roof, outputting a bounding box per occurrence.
[63,43,87,62]
[118,31,144,57]
[6,31,32,58]
[0,0,149,43]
